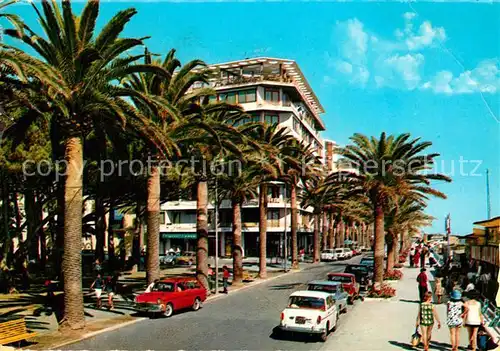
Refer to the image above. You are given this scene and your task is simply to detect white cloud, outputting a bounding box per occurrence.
[406,21,446,51]
[403,12,416,21]
[335,60,353,74]
[382,53,425,90]
[422,59,500,94]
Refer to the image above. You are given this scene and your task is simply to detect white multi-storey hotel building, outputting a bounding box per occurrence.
[158,57,328,257]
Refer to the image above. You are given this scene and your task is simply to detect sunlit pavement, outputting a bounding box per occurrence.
[63,256,362,350]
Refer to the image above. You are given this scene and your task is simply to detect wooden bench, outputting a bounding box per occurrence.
[0,318,37,346]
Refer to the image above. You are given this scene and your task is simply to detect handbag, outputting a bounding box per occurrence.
[411,328,421,347]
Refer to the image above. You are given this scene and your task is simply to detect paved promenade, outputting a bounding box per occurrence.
[323,266,474,351]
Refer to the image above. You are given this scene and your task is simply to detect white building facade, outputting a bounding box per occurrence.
[159,57,328,258]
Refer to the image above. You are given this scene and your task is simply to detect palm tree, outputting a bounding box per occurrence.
[2,0,169,329]
[124,48,209,285]
[246,124,294,278]
[384,197,434,271]
[218,159,259,284]
[335,132,451,284]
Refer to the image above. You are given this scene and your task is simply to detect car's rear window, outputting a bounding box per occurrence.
[328,275,352,283]
[308,284,338,293]
[288,296,325,310]
[335,249,343,253]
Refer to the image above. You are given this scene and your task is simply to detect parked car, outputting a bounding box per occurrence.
[335,248,345,260]
[342,248,353,259]
[134,277,206,318]
[327,273,361,304]
[306,280,348,314]
[344,264,373,290]
[278,290,339,342]
[176,251,196,266]
[160,252,180,266]
[360,257,374,267]
[320,249,337,262]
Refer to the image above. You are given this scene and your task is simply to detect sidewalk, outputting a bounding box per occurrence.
[326,266,472,351]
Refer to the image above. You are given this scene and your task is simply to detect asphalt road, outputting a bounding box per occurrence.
[65,256,363,350]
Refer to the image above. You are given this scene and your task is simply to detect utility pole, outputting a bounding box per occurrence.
[214,177,219,295]
[283,185,288,272]
[486,169,491,219]
[446,214,451,262]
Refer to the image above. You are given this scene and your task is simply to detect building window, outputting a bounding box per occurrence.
[282,93,291,106]
[227,92,237,104]
[268,185,280,199]
[264,88,280,103]
[250,112,261,123]
[238,89,257,103]
[268,209,280,227]
[159,212,166,225]
[264,113,279,125]
[208,95,217,103]
[218,93,227,101]
[293,117,300,133]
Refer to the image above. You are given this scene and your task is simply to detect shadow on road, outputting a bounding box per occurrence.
[268,283,303,290]
[269,326,322,344]
[388,341,418,350]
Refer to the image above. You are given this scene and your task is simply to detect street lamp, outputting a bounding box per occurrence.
[214,176,219,295]
[283,184,288,272]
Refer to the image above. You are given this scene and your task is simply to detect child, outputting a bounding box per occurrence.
[447,290,467,351]
[90,274,103,308]
[416,291,441,351]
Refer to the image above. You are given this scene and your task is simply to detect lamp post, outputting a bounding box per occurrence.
[214,177,219,295]
[283,185,288,272]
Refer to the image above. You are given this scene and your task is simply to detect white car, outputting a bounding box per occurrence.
[279,290,339,342]
[335,248,345,260]
[342,248,353,259]
[320,249,337,262]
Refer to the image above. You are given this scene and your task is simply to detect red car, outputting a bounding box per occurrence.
[135,277,207,318]
[327,273,361,304]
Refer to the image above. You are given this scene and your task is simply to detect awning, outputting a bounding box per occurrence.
[344,240,353,245]
[161,233,197,240]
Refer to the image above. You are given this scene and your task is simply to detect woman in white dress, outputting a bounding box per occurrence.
[464,290,484,351]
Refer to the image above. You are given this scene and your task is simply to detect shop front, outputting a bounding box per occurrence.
[160,233,197,253]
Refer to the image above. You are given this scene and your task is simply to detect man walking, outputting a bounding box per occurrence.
[222,266,230,294]
[417,268,429,302]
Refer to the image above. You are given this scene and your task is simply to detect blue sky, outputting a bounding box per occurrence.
[5,1,500,235]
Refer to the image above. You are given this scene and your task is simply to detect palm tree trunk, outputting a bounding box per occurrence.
[25,188,38,262]
[95,193,105,263]
[62,136,85,330]
[313,213,320,263]
[108,200,116,268]
[373,203,385,285]
[132,201,143,270]
[37,192,46,271]
[386,231,395,273]
[196,180,209,290]
[146,165,160,285]
[335,218,342,248]
[290,182,298,269]
[258,183,267,279]
[232,199,243,285]
[328,212,334,249]
[322,211,328,251]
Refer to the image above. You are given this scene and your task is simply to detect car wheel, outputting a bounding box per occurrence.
[320,322,330,342]
[164,303,174,318]
[192,298,202,311]
[332,312,339,332]
[171,260,176,266]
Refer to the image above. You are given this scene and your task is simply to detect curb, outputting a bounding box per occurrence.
[36,317,147,350]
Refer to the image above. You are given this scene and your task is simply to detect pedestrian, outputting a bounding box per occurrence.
[447,290,468,351]
[464,290,484,351]
[410,246,415,268]
[105,276,116,309]
[175,247,181,254]
[208,264,214,291]
[90,273,104,308]
[416,291,441,351]
[417,268,429,302]
[421,245,428,268]
[145,279,159,293]
[222,265,230,294]
[434,276,444,304]
[414,248,421,268]
[94,259,102,274]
